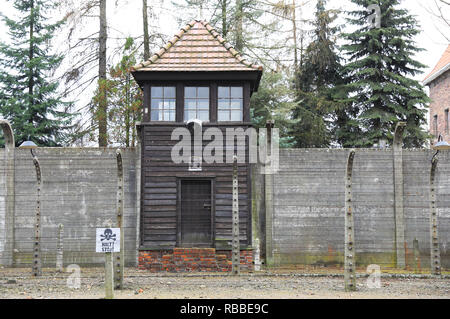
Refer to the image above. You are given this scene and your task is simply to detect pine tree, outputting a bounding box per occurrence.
[290,0,345,148]
[342,0,430,148]
[250,72,297,148]
[0,0,74,146]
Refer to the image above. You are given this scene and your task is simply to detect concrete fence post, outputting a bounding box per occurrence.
[56,224,64,272]
[393,122,406,269]
[413,238,420,274]
[251,165,262,271]
[345,150,357,292]
[115,149,125,289]
[105,251,114,299]
[0,119,15,267]
[135,123,142,267]
[430,157,441,277]
[105,223,114,299]
[264,121,275,267]
[32,151,42,277]
[232,155,240,275]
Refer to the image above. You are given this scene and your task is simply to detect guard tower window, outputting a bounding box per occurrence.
[184,87,210,122]
[218,86,243,121]
[151,86,176,121]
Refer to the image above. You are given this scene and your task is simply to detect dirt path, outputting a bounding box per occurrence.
[0,268,449,299]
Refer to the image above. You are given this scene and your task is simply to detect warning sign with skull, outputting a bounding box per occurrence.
[96,228,120,253]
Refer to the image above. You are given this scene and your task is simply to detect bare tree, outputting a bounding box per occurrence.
[422,0,450,42]
[58,0,113,146]
[271,0,312,72]
[435,0,450,39]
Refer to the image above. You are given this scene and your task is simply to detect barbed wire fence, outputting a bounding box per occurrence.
[0,125,449,295]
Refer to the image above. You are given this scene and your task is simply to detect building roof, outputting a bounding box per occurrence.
[131,20,263,73]
[423,44,450,85]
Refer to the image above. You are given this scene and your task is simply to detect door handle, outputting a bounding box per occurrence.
[203,203,212,209]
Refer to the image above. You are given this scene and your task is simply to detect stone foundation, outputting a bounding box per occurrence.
[138,248,253,272]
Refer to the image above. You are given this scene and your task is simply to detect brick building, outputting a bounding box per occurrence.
[424,44,450,143]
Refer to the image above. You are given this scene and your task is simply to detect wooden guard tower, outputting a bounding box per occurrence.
[131,20,262,272]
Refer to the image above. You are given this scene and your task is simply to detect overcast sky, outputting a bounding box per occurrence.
[0,0,449,80]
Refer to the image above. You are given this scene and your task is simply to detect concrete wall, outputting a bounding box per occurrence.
[0,146,449,270]
[270,149,450,269]
[11,148,138,267]
[0,149,6,260]
[403,150,450,268]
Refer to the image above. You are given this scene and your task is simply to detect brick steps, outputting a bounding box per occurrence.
[139,248,253,272]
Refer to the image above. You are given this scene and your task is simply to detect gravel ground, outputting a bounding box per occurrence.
[0,267,449,299]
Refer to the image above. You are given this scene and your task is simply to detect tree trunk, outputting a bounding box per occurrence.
[292,0,298,71]
[222,0,228,37]
[29,0,35,109]
[299,4,305,70]
[98,0,108,147]
[235,0,244,52]
[143,0,150,60]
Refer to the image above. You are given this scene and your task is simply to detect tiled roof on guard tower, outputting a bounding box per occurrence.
[131,20,263,72]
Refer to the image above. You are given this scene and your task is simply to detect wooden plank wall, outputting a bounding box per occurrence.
[141,124,251,249]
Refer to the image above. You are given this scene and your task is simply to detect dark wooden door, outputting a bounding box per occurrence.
[180,180,212,247]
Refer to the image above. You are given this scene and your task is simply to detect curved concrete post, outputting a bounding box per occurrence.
[393,122,406,269]
[264,121,275,267]
[0,119,15,267]
[56,224,64,272]
[345,150,356,292]
[114,149,125,289]
[429,157,441,276]
[32,150,42,276]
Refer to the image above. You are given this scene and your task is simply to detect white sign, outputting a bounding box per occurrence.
[96,228,120,253]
